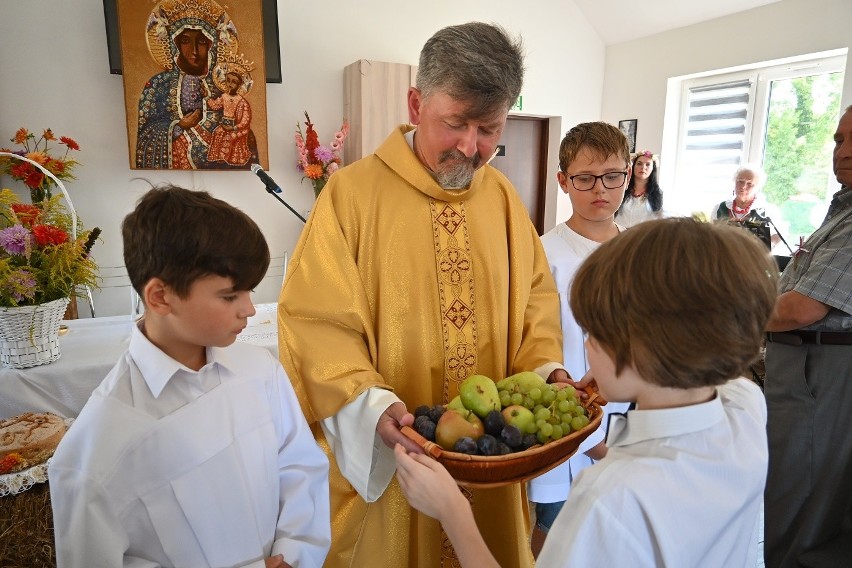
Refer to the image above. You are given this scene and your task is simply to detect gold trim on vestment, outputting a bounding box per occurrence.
[431,199,480,567]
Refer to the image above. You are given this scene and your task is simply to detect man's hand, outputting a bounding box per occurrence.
[377,401,423,454]
[264,554,291,568]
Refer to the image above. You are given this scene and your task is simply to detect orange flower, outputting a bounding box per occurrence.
[304,163,324,180]
[10,203,42,226]
[25,151,49,165]
[2,127,81,199]
[13,128,28,145]
[304,112,321,165]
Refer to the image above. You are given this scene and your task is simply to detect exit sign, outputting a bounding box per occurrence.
[510,96,523,112]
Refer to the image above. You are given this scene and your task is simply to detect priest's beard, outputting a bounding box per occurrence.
[436,149,481,190]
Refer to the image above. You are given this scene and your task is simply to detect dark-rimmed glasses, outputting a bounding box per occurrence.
[563,171,628,191]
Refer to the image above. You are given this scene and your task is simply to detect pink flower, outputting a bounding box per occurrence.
[314,145,335,163]
[327,162,339,175]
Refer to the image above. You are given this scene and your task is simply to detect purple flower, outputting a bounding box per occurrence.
[0,225,32,255]
[313,145,335,163]
[4,268,36,302]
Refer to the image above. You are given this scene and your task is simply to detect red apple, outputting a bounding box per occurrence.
[435,408,485,450]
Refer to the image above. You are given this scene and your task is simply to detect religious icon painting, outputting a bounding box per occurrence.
[116,0,269,170]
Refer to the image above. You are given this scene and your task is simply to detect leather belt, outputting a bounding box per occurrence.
[766,330,852,346]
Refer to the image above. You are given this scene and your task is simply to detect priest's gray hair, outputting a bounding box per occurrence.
[416,22,525,118]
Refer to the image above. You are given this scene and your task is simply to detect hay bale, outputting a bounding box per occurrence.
[0,481,56,568]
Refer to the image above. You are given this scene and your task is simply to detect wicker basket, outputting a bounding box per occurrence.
[401,390,605,488]
[0,298,70,369]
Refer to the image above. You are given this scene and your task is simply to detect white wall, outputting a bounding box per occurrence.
[0,0,604,316]
[600,0,852,180]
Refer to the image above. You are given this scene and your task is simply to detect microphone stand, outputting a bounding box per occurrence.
[264,184,306,223]
[765,217,794,255]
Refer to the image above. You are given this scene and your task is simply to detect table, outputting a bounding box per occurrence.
[0,304,279,420]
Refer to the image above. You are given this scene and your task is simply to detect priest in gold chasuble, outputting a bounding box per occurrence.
[278,22,567,568]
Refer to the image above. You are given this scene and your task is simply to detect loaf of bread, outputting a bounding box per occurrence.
[0,412,67,474]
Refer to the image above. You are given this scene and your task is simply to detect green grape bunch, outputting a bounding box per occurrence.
[496,372,590,445]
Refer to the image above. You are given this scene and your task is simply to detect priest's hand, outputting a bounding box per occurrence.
[378,402,423,454]
[547,368,572,384]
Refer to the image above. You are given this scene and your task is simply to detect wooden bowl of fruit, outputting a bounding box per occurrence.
[400,372,605,488]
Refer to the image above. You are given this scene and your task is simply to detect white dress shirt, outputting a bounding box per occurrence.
[617,195,665,228]
[528,223,629,504]
[536,378,767,567]
[49,324,330,568]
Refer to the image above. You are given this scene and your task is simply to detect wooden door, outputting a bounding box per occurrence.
[490,116,549,234]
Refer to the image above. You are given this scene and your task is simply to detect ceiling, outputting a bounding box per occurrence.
[575,0,783,45]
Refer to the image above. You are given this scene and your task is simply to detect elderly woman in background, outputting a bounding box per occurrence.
[714,163,781,250]
[615,150,665,228]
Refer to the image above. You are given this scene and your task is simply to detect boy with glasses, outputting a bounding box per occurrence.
[528,122,632,556]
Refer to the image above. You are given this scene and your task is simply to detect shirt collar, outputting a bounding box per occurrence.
[129,321,238,398]
[606,390,725,447]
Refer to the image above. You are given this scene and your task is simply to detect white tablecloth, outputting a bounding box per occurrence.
[0,304,279,419]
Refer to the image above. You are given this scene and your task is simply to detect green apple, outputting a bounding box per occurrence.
[459,374,501,418]
[502,405,535,434]
[436,409,485,451]
[447,395,466,413]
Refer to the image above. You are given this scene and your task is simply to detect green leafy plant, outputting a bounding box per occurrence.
[0,189,99,307]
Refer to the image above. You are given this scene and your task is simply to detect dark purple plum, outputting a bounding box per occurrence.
[476,434,499,456]
[483,410,505,437]
[413,415,436,442]
[414,405,431,419]
[428,405,446,424]
[500,425,523,449]
[453,436,478,454]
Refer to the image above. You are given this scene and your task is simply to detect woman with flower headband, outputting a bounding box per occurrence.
[615,150,665,228]
[713,163,781,250]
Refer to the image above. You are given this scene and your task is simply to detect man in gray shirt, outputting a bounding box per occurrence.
[764,104,852,568]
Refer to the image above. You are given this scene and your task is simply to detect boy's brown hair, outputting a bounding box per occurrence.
[558,122,631,173]
[570,218,778,389]
[122,184,270,298]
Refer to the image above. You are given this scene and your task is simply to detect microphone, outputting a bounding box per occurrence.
[250,163,307,224]
[251,163,282,194]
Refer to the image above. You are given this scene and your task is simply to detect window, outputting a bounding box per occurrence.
[665,51,846,251]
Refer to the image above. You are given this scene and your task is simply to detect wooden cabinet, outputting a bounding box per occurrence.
[343,59,416,164]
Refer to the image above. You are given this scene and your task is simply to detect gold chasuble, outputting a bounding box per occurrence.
[279,126,563,568]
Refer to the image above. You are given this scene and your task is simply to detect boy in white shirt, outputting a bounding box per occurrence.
[529,121,632,555]
[395,218,777,567]
[49,185,330,568]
